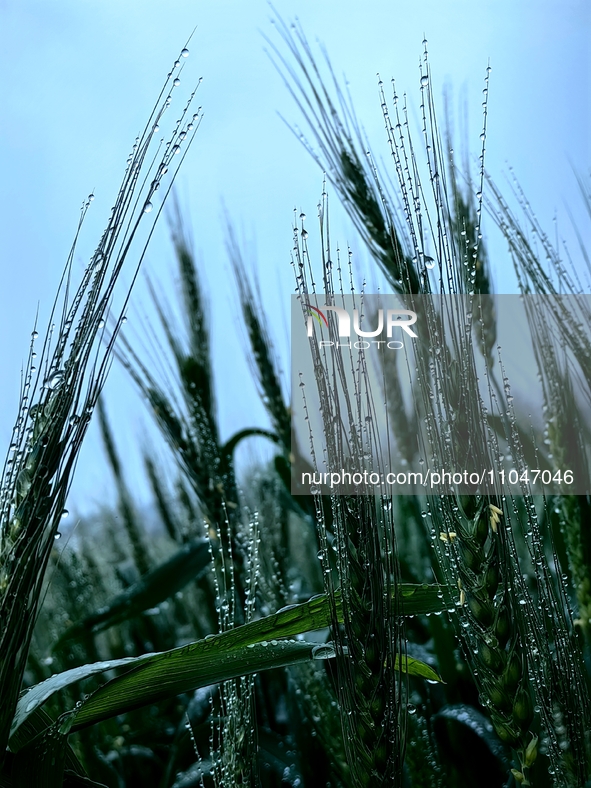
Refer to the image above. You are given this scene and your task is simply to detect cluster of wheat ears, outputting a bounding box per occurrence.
[1,18,590,788]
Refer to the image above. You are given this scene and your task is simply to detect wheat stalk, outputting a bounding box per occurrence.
[0,43,201,765]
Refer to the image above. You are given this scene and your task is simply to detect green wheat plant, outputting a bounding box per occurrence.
[274,18,591,788]
[1,17,590,788]
[0,40,204,784]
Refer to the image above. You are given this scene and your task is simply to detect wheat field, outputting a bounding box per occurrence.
[1,11,590,788]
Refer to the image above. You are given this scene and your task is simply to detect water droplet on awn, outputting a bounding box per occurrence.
[44,371,64,390]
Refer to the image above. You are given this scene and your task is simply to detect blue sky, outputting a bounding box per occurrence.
[0,0,589,515]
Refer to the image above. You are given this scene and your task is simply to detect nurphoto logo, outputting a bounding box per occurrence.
[305,304,418,349]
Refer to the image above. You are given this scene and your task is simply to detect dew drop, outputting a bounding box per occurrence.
[144,202,153,213]
[44,371,64,390]
[181,48,189,57]
[312,643,336,660]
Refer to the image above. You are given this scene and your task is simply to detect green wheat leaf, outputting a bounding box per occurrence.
[12,581,447,745]
[68,638,319,731]
[55,538,210,644]
[395,654,442,683]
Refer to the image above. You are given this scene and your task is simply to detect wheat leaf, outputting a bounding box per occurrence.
[55,538,210,643]
[68,639,319,731]
[10,657,141,744]
[12,581,448,745]
[395,654,443,683]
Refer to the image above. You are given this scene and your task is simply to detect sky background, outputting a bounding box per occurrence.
[0,0,589,517]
